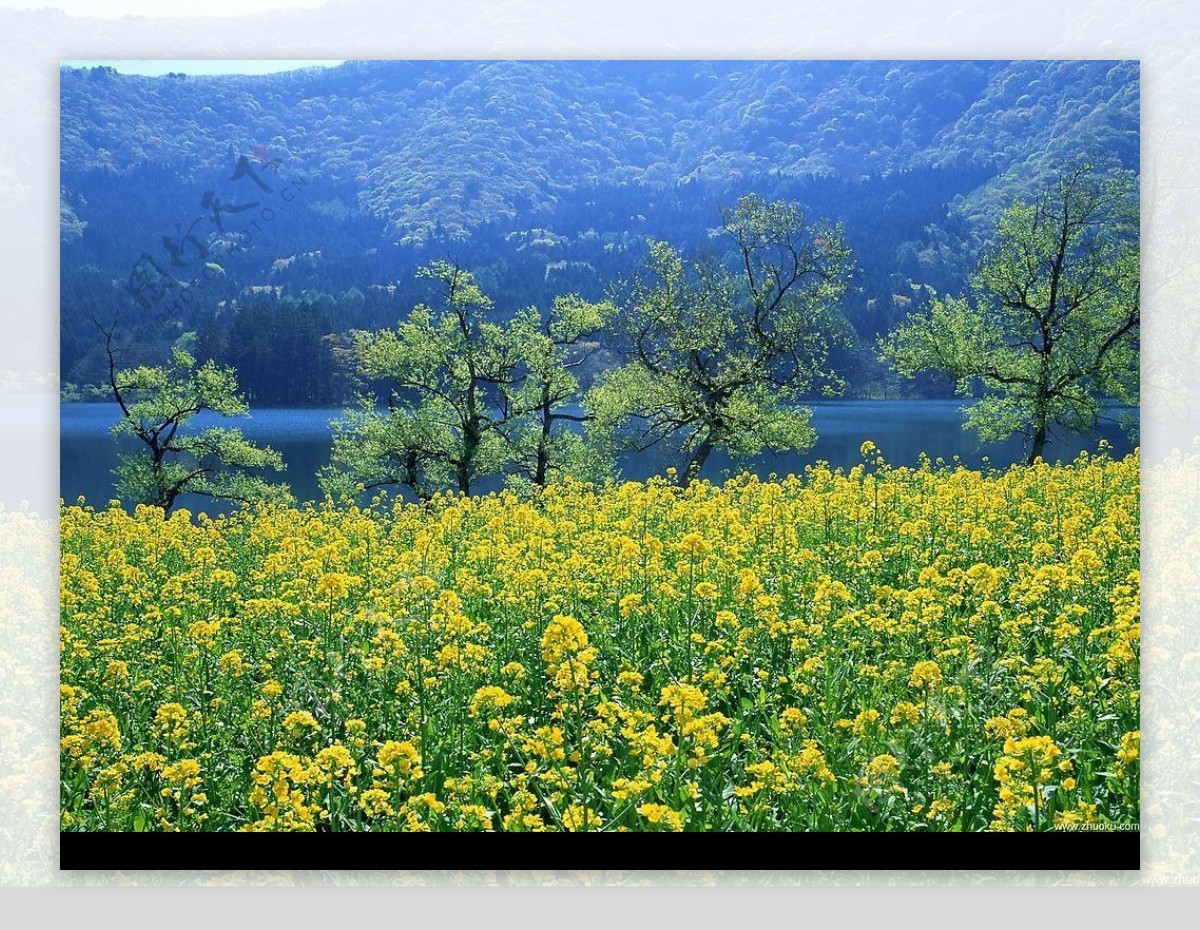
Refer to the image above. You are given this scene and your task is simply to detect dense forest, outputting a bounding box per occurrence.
[59,60,1139,405]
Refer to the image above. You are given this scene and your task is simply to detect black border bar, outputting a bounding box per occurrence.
[61,829,1140,872]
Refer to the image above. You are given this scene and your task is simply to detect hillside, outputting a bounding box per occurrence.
[59,59,1139,403]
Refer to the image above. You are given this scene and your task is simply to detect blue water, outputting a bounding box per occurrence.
[60,400,1137,514]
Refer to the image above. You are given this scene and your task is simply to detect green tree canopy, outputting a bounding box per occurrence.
[499,294,617,490]
[343,261,518,496]
[879,162,1139,463]
[586,193,855,484]
[102,329,289,513]
[321,262,614,500]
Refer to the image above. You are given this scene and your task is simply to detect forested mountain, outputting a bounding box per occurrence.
[59,59,1139,404]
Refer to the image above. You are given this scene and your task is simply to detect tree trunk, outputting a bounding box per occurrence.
[533,402,552,488]
[151,452,172,512]
[1028,422,1048,465]
[402,451,428,502]
[457,387,482,495]
[681,436,715,488]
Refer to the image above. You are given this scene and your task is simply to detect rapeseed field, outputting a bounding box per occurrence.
[59,448,1139,832]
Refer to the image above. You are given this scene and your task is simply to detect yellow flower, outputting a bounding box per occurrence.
[500,661,526,679]
[1116,730,1140,765]
[162,758,202,787]
[851,709,883,736]
[282,711,319,737]
[618,593,645,617]
[984,708,1031,741]
[79,709,122,752]
[358,788,393,819]
[926,799,954,820]
[779,707,808,735]
[153,702,190,741]
[908,661,943,692]
[659,683,707,727]
[636,803,685,832]
[469,685,515,718]
[376,740,422,780]
[541,614,595,693]
[693,581,720,601]
[187,618,222,647]
[617,670,645,689]
[316,572,359,599]
[866,754,901,780]
[561,805,604,832]
[541,614,589,666]
[889,701,922,726]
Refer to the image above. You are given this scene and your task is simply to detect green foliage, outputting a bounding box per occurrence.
[223,298,339,406]
[320,396,447,502]
[60,61,1138,243]
[346,261,521,496]
[321,264,616,499]
[879,162,1139,462]
[106,341,290,512]
[587,194,854,482]
[499,295,618,488]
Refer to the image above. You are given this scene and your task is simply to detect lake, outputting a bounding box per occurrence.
[60,400,1137,514]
